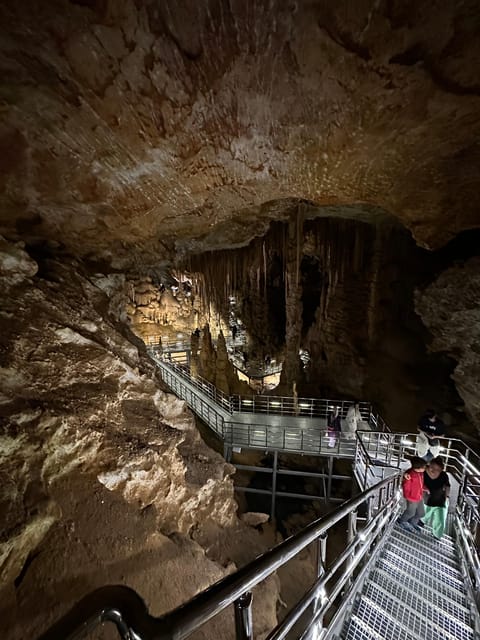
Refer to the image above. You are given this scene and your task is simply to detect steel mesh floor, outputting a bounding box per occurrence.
[343,615,383,640]
[377,557,467,604]
[351,599,416,640]
[392,524,456,549]
[390,529,458,566]
[342,616,388,640]
[364,581,473,640]
[382,547,462,586]
[371,569,470,624]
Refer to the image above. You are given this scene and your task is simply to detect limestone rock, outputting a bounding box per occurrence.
[0,242,279,637]
[241,512,270,527]
[416,257,480,433]
[0,236,37,287]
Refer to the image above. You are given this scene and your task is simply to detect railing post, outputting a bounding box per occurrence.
[271,450,278,520]
[234,592,253,640]
[316,533,327,579]
[348,510,358,545]
[313,533,328,624]
[366,495,373,522]
[327,456,333,500]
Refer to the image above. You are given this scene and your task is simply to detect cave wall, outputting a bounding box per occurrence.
[187,216,467,430]
[302,222,473,429]
[0,238,278,638]
[416,257,480,436]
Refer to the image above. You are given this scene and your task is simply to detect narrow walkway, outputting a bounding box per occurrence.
[151,353,364,458]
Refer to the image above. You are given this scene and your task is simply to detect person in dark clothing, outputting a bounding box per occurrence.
[327,406,342,448]
[417,409,445,461]
[423,457,450,538]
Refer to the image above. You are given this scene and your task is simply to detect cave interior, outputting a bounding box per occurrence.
[1,1,480,638]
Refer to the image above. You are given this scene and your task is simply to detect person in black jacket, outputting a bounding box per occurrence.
[417,409,445,461]
[423,457,450,538]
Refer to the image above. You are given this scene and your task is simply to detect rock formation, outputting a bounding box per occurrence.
[1,1,480,266]
[0,239,278,638]
[416,258,480,435]
[126,277,200,343]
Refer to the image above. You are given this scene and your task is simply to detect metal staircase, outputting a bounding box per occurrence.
[342,524,476,640]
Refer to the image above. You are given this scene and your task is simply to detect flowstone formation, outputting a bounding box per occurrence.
[187,214,459,428]
[126,277,201,343]
[0,238,279,639]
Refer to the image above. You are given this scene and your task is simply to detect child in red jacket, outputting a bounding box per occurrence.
[399,456,427,532]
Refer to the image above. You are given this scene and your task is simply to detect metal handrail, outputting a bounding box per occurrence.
[39,473,402,640]
[151,355,232,413]
[150,349,381,427]
[224,421,358,457]
[355,429,480,615]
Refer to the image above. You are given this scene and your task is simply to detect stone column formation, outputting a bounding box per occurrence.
[283,207,305,388]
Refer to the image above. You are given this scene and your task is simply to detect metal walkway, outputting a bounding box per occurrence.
[150,352,382,459]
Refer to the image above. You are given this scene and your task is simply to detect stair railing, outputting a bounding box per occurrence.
[355,429,480,622]
[39,473,402,640]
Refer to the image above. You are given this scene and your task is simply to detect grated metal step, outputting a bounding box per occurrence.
[364,579,474,640]
[343,613,388,640]
[387,531,459,568]
[390,527,458,563]
[377,556,467,604]
[381,547,463,587]
[370,568,471,625]
[392,523,456,548]
[343,613,385,640]
[346,598,417,640]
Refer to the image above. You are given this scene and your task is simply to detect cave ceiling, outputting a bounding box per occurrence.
[1,0,480,269]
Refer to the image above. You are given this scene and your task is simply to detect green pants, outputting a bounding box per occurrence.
[423,502,448,539]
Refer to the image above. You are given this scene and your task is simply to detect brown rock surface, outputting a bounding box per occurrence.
[1,1,480,268]
[0,240,278,638]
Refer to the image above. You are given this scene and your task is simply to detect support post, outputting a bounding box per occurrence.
[234,592,253,640]
[327,456,333,501]
[271,450,278,519]
[313,533,328,624]
[346,509,358,587]
[316,533,327,578]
